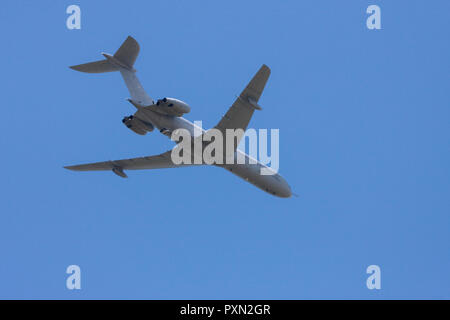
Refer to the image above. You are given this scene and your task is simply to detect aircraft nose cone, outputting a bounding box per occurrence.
[278,184,292,198]
[275,176,292,198]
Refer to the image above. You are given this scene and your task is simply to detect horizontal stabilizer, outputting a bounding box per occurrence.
[70,59,118,73]
[70,36,140,73]
[113,36,140,69]
[69,36,154,105]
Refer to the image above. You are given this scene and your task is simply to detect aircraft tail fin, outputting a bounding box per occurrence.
[69,36,154,105]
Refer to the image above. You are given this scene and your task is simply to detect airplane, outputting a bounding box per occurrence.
[65,36,292,198]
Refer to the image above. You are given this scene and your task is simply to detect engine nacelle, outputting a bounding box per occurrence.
[122,115,154,135]
[154,97,190,117]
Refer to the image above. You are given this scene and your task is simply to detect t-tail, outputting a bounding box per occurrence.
[70,36,154,106]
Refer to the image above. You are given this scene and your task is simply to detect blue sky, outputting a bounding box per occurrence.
[0,0,449,299]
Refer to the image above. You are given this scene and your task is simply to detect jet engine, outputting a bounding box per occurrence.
[153,97,191,117]
[122,115,154,135]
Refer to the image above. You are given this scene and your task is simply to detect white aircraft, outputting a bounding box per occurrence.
[65,36,292,198]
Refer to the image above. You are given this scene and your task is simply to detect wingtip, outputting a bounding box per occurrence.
[123,35,140,52]
[261,64,271,73]
[69,65,82,72]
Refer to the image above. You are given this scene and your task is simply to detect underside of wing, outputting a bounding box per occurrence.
[208,64,270,157]
[214,64,270,148]
[64,150,189,177]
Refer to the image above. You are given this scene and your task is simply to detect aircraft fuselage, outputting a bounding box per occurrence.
[134,107,292,198]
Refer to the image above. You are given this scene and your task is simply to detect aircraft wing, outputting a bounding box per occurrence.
[213,64,271,146]
[64,150,188,177]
